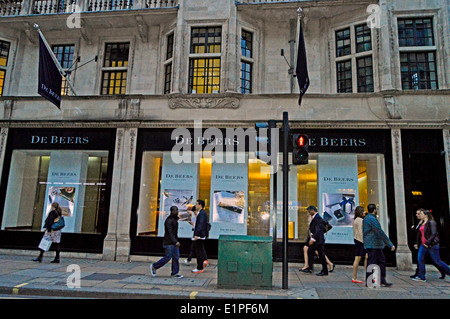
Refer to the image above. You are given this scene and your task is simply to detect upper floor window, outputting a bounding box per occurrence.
[336,28,351,57]
[398,18,434,47]
[101,42,129,95]
[0,40,11,96]
[240,30,253,94]
[398,17,438,90]
[334,24,374,93]
[52,44,75,96]
[164,33,174,94]
[188,27,222,94]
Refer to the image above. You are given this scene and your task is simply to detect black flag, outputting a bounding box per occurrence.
[38,34,62,109]
[295,20,309,106]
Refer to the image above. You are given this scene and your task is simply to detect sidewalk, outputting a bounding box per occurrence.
[0,252,448,299]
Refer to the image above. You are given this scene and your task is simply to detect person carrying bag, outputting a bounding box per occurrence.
[33,202,64,263]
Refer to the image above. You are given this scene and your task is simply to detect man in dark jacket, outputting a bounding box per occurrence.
[303,205,328,276]
[192,199,208,273]
[150,206,183,278]
[363,203,395,287]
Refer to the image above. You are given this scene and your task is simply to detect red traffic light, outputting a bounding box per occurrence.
[295,134,308,147]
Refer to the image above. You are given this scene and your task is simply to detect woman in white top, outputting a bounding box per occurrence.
[352,206,367,283]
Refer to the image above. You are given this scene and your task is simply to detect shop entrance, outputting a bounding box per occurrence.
[403,130,449,263]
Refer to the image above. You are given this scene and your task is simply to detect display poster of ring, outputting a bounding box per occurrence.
[318,154,359,244]
[42,151,89,233]
[209,154,248,238]
[158,153,199,238]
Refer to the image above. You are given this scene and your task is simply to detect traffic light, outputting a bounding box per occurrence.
[292,134,309,165]
[255,120,277,164]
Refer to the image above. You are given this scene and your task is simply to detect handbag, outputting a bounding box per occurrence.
[51,216,65,231]
[38,235,52,251]
[323,220,333,233]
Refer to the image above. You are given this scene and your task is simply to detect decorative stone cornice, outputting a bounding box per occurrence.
[168,94,240,109]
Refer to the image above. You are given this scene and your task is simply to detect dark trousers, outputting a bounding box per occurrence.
[187,241,196,261]
[366,248,387,284]
[307,242,327,274]
[194,239,207,270]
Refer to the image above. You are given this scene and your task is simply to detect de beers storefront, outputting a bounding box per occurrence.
[0,126,447,266]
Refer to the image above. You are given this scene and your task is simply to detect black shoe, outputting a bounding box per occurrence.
[300,268,312,273]
[32,258,42,263]
[50,259,60,264]
[410,273,418,278]
[316,271,328,276]
[381,282,392,287]
[329,264,336,273]
[439,274,446,279]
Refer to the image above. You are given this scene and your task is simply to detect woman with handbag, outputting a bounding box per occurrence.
[33,202,64,263]
[412,209,450,282]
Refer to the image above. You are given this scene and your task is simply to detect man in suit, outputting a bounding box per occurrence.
[363,203,395,287]
[192,199,208,273]
[303,205,328,276]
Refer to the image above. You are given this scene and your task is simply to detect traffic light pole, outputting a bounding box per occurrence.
[282,111,289,289]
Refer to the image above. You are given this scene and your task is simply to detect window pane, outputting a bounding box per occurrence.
[357,56,374,92]
[241,30,253,58]
[337,60,352,93]
[355,24,372,53]
[189,58,221,94]
[240,61,252,94]
[190,27,222,54]
[400,51,438,90]
[1,150,109,234]
[336,28,351,57]
[103,42,130,67]
[0,69,5,96]
[101,71,127,95]
[0,40,11,67]
[398,17,434,47]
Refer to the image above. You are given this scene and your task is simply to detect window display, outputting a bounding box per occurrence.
[1,150,108,234]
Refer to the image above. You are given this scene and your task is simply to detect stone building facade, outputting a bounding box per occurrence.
[0,0,449,270]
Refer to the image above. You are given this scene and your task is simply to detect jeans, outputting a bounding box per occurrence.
[417,245,450,280]
[153,245,180,275]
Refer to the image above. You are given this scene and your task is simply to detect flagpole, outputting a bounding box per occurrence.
[34,24,78,96]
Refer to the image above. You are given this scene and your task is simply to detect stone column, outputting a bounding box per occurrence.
[391,128,413,271]
[103,127,138,261]
[443,129,450,211]
[103,128,125,261]
[0,128,9,187]
[115,128,138,262]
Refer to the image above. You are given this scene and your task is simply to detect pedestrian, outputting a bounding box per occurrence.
[184,204,208,267]
[363,203,395,287]
[150,206,183,278]
[412,208,450,282]
[301,205,328,276]
[409,209,445,279]
[191,199,209,273]
[300,212,335,273]
[33,202,64,263]
[351,206,367,283]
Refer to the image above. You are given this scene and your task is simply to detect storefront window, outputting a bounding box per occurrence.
[136,151,388,244]
[1,150,109,234]
[137,151,271,238]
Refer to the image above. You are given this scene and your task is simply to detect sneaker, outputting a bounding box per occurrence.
[192,268,204,273]
[184,259,191,265]
[352,279,364,284]
[203,260,209,268]
[380,282,393,287]
[150,264,156,277]
[412,276,426,282]
[172,274,184,279]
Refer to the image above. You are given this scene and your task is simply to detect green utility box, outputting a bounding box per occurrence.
[218,235,273,289]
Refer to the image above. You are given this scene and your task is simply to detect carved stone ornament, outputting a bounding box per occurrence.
[168,95,240,109]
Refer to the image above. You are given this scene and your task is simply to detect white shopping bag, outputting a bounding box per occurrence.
[38,236,52,252]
